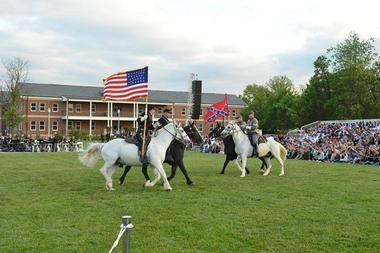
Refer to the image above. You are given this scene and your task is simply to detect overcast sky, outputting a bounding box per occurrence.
[1,0,379,95]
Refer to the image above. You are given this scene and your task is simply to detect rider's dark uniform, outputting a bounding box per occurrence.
[135,111,155,162]
[157,110,175,163]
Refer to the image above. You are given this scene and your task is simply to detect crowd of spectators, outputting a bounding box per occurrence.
[201,136,225,154]
[280,120,380,165]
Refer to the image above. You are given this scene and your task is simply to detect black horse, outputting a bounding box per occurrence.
[119,122,203,186]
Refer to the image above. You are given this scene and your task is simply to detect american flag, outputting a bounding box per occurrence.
[103,67,148,100]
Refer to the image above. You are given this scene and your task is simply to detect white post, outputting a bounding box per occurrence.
[89,101,92,136]
[117,108,120,136]
[48,107,51,137]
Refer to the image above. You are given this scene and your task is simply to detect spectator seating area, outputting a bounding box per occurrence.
[0,136,83,152]
[280,120,380,165]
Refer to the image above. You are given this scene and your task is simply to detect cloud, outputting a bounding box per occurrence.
[0,0,380,95]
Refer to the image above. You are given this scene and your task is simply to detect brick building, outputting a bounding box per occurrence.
[0,83,246,137]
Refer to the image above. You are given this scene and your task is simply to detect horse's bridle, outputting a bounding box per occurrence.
[161,124,189,145]
[222,124,244,137]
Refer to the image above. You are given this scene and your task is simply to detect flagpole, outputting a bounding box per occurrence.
[141,97,149,160]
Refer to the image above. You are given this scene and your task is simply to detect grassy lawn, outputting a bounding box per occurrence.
[0,151,379,253]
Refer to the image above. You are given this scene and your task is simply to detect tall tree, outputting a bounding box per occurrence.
[264,76,299,132]
[240,76,299,133]
[327,32,380,118]
[1,57,29,136]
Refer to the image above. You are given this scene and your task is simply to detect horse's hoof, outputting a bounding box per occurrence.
[279,173,284,176]
[187,181,194,186]
[110,188,116,191]
[144,181,152,187]
[240,175,246,178]
[165,188,173,192]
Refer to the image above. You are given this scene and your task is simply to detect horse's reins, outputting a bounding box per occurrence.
[160,124,188,145]
[223,124,244,136]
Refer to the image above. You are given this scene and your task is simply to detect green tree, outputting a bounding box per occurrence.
[239,83,270,122]
[264,76,299,132]
[1,57,28,136]
[327,32,380,118]
[240,76,299,133]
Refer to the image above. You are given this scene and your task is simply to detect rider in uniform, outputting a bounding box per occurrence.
[236,115,247,131]
[246,111,259,156]
[156,108,175,164]
[135,105,156,163]
[157,108,171,128]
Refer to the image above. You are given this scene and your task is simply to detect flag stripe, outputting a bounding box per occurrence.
[103,67,148,101]
[104,84,148,92]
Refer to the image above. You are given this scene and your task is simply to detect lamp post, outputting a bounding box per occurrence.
[117,109,121,136]
[48,108,51,137]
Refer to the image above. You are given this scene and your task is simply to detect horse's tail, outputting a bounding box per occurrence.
[279,143,287,161]
[78,143,104,167]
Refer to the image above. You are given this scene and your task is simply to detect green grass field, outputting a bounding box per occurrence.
[1,151,379,253]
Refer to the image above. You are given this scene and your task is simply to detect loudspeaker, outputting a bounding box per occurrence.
[191,80,202,119]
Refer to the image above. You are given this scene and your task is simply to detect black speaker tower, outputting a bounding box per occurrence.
[191,80,202,120]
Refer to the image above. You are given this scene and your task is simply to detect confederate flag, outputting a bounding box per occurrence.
[204,95,229,123]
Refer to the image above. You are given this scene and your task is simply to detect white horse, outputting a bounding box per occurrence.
[221,122,287,177]
[79,123,190,191]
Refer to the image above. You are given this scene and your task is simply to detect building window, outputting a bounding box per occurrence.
[198,123,203,132]
[138,105,144,114]
[76,121,81,130]
[75,104,81,113]
[181,108,186,116]
[158,107,162,115]
[30,103,37,111]
[91,121,96,131]
[91,104,96,113]
[30,121,36,131]
[200,108,203,116]
[39,103,45,112]
[68,104,74,113]
[68,121,73,130]
[232,110,237,117]
[39,121,45,131]
[52,121,58,131]
[52,103,59,112]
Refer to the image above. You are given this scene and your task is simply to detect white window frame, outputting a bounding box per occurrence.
[75,104,81,113]
[52,103,59,112]
[158,107,162,115]
[76,121,81,130]
[68,121,73,130]
[30,120,36,131]
[52,120,59,131]
[39,121,45,131]
[39,103,45,112]
[30,103,37,111]
[91,121,96,131]
[91,104,96,113]
[198,123,203,132]
[181,108,186,116]
[232,110,237,117]
[68,104,74,113]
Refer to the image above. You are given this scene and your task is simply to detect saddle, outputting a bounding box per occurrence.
[124,136,138,145]
[258,135,267,144]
